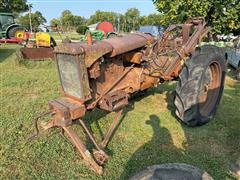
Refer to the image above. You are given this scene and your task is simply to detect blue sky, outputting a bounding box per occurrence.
[28,0,158,23]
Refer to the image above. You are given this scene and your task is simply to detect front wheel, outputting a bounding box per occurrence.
[174,45,226,126]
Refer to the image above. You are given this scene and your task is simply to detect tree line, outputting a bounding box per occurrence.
[49,8,163,33]
[15,8,163,34]
[1,0,239,35]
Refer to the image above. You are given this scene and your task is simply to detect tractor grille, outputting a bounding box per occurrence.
[57,54,82,99]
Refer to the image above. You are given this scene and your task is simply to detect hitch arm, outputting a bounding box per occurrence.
[101,109,123,148]
[63,126,103,174]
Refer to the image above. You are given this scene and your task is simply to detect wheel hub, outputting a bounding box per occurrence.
[198,61,222,117]
[15,31,24,39]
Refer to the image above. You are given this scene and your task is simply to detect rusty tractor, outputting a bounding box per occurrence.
[32,17,226,174]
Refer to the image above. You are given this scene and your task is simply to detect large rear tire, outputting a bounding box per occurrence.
[7,26,25,39]
[174,45,226,126]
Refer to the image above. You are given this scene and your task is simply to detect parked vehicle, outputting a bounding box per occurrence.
[0,12,25,43]
[200,38,240,80]
[225,38,240,79]
[82,21,117,41]
[139,25,164,37]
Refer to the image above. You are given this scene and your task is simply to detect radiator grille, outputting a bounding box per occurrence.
[57,54,83,99]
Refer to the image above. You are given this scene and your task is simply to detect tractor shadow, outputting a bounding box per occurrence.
[119,82,185,179]
[120,114,185,179]
[119,82,195,179]
[0,47,16,63]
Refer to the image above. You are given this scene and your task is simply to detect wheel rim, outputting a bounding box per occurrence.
[15,31,24,39]
[198,61,222,117]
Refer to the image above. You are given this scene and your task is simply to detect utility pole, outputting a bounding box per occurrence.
[28,4,33,33]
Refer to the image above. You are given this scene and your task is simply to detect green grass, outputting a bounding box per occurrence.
[0,44,239,179]
[49,32,82,41]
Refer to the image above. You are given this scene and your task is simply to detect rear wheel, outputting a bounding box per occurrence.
[174,45,226,126]
[7,26,25,39]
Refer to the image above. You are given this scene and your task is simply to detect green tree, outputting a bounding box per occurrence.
[73,15,85,27]
[153,0,240,35]
[17,11,47,31]
[50,18,61,27]
[76,25,89,34]
[0,0,28,14]
[124,8,141,31]
[57,10,85,31]
[118,14,126,32]
[60,10,74,31]
[140,13,163,26]
[50,18,61,32]
[87,10,118,26]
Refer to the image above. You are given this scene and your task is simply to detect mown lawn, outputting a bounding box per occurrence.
[0,44,239,179]
[49,32,82,41]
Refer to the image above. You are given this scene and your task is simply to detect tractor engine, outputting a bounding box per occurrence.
[54,33,164,113]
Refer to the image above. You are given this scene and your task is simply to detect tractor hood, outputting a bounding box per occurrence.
[54,41,112,68]
[54,33,154,68]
